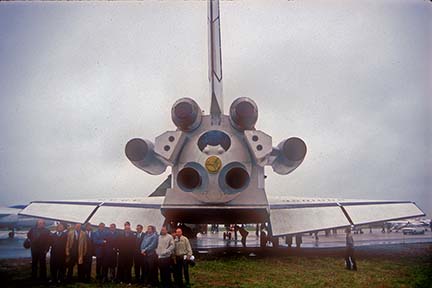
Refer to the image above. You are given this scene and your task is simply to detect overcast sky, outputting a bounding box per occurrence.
[0,0,431,216]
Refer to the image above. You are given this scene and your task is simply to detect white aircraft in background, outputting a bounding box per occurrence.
[0,205,55,238]
[19,0,425,237]
[386,218,431,232]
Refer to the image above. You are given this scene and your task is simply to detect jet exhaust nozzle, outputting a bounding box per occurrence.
[272,137,307,175]
[229,97,258,131]
[218,162,250,194]
[171,98,202,131]
[176,162,208,192]
[125,138,167,175]
[177,167,202,191]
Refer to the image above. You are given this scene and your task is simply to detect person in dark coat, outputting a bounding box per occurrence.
[102,223,119,282]
[27,219,51,280]
[93,222,107,280]
[295,234,302,248]
[49,223,67,284]
[134,224,145,283]
[235,225,249,247]
[83,223,94,282]
[117,221,136,284]
[259,224,267,248]
[285,235,293,248]
[345,227,357,271]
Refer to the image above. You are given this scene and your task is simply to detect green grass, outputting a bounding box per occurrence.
[1,245,431,288]
[190,255,431,288]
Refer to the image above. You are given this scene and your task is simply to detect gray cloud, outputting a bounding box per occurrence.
[0,1,431,215]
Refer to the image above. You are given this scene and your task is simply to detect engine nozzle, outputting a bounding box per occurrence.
[125,138,167,175]
[176,162,208,192]
[171,98,202,131]
[272,137,307,175]
[229,97,258,131]
[177,167,202,191]
[218,162,250,194]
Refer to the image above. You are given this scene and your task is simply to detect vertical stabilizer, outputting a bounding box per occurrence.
[208,0,223,123]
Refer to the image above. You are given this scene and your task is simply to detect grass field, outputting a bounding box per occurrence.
[0,244,431,288]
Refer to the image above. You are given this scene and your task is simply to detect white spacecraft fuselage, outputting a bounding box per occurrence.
[18,0,425,236]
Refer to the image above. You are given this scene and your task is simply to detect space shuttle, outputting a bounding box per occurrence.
[20,0,424,237]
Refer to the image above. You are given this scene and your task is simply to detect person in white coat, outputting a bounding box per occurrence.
[156,226,175,288]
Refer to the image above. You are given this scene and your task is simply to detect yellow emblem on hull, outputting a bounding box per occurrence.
[205,156,222,173]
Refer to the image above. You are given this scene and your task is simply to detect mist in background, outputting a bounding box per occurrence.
[0,1,431,215]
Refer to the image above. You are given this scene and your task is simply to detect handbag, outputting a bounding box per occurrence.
[23,238,31,249]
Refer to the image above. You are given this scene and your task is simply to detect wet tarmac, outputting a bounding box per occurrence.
[192,228,432,249]
[0,231,30,259]
[1,228,431,259]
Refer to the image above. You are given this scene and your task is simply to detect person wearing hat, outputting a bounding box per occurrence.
[345,226,357,271]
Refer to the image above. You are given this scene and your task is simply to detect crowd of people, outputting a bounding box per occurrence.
[26,219,193,287]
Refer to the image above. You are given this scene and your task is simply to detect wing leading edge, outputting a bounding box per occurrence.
[268,197,425,237]
[19,196,425,236]
[18,197,165,230]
